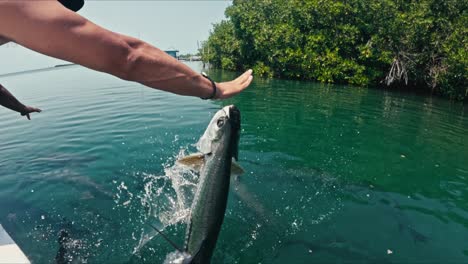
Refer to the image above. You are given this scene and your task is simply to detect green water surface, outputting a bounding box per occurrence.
[0,62,467,263]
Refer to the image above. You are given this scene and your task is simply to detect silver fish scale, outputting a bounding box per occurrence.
[184,127,234,263]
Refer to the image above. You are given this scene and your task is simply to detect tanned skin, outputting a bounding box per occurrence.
[0,0,253,120]
[0,84,42,120]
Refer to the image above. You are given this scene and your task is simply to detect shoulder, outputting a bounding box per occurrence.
[0,0,83,40]
[0,0,47,20]
[0,0,67,16]
[0,0,37,8]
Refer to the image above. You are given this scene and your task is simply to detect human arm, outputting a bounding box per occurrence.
[0,0,252,99]
[0,84,41,120]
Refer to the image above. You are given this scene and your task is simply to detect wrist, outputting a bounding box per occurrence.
[200,72,218,100]
[18,103,33,114]
[12,104,27,115]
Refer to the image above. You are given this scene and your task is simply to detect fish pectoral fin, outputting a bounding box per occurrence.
[176,153,205,171]
[231,158,245,175]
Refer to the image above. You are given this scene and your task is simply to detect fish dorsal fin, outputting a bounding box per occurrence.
[231,158,245,175]
[147,223,184,253]
[176,153,205,172]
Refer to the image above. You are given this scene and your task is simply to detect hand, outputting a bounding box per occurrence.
[215,69,253,99]
[21,106,42,120]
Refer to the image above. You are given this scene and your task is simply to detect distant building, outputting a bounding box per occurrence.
[164,49,179,59]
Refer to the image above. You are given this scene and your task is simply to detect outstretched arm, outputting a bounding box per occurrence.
[0,84,41,120]
[0,0,252,99]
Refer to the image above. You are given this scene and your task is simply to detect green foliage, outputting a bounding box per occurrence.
[252,61,274,78]
[200,20,240,71]
[202,0,467,100]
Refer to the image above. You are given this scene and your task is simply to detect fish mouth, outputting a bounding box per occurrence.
[221,105,240,130]
[228,105,241,130]
[224,105,241,161]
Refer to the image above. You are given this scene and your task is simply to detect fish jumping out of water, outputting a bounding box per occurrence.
[151,105,244,264]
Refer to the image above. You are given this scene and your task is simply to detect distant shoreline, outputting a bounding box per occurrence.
[0,63,77,78]
[54,63,75,68]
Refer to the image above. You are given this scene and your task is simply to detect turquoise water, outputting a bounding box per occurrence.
[0,62,467,263]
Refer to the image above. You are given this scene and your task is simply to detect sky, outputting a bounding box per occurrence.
[0,0,231,75]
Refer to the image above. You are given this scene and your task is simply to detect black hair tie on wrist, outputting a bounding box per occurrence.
[201,72,217,100]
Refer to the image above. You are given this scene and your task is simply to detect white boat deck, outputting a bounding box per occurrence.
[0,224,30,264]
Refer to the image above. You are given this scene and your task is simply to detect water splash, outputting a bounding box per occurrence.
[133,149,199,254]
[163,251,191,264]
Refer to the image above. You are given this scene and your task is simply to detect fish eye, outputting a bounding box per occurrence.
[217,118,226,128]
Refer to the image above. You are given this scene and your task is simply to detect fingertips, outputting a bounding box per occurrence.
[242,69,253,76]
[244,69,253,79]
[236,69,253,82]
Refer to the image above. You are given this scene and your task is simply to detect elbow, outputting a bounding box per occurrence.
[104,38,143,82]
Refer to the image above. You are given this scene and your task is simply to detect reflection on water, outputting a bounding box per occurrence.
[0,62,467,263]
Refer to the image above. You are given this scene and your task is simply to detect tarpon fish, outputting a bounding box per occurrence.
[151,105,243,264]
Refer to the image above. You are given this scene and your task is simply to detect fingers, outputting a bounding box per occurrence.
[235,69,253,84]
[216,69,254,99]
[25,106,42,113]
[235,74,253,92]
[22,106,42,120]
[220,77,254,99]
[241,75,253,89]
